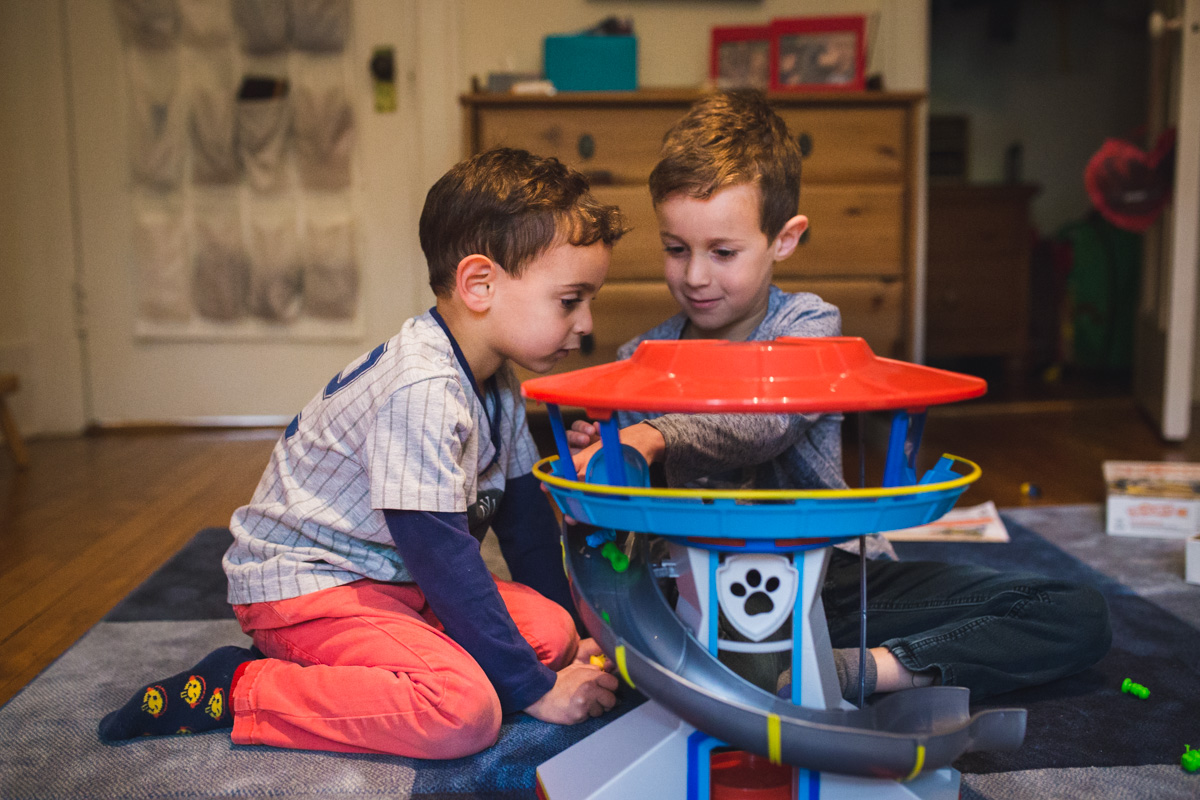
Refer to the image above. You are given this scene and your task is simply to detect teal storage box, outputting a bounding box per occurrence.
[544,35,637,92]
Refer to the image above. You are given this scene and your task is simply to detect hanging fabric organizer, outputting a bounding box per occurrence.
[114,0,361,340]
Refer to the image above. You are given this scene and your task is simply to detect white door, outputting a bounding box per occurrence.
[1134,0,1200,441]
[64,1,457,425]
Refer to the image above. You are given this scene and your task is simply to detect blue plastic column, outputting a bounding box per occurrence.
[545,404,578,481]
[598,416,627,487]
[708,550,720,657]
[685,730,725,800]
[799,769,820,798]
[790,549,805,707]
[881,410,928,488]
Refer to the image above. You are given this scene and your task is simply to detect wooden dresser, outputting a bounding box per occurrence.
[461,89,924,382]
[926,184,1039,376]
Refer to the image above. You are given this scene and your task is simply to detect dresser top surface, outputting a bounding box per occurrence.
[461,88,925,109]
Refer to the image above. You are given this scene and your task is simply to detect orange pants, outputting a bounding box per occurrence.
[230,577,578,758]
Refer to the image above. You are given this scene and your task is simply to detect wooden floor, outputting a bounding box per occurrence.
[3,397,1200,708]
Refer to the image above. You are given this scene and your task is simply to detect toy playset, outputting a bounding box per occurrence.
[521,337,1028,800]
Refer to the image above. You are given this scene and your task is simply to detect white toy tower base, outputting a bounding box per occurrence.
[536,546,961,800]
[536,701,959,800]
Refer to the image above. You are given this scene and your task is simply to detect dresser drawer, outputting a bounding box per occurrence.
[476,105,908,186]
[928,185,1038,261]
[786,184,905,278]
[600,183,905,282]
[777,278,904,358]
[473,107,681,183]
[777,108,908,183]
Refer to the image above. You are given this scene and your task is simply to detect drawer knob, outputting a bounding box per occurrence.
[797,132,813,158]
[580,333,595,355]
[577,133,596,160]
[798,228,810,245]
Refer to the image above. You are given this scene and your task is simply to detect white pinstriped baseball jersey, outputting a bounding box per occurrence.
[224,310,540,605]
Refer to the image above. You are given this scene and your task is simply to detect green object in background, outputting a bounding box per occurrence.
[1182,745,1200,773]
[1059,213,1141,371]
[1121,677,1150,699]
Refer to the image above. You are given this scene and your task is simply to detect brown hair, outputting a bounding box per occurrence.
[649,90,802,241]
[420,147,626,296]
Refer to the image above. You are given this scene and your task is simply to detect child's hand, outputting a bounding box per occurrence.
[567,420,604,482]
[524,662,619,725]
[566,420,601,453]
[571,422,667,481]
[573,637,614,672]
[572,440,603,478]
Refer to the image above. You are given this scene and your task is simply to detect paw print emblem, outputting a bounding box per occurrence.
[715,554,798,641]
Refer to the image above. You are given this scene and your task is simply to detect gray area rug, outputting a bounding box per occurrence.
[1001,504,1196,622]
[2,504,1198,799]
[1,620,420,799]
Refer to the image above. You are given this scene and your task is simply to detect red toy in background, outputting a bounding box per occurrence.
[1084,127,1176,233]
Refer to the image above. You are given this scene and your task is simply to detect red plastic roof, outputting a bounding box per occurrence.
[521,337,986,416]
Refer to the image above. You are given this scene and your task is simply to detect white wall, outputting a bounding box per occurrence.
[457,0,928,91]
[0,0,87,435]
[2,0,927,434]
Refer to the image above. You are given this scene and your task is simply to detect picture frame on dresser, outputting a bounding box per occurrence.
[770,15,866,92]
[710,25,772,90]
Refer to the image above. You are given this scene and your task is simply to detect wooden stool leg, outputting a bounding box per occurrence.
[0,394,29,469]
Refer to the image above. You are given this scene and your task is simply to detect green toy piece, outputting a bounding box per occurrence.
[1121,677,1150,699]
[1183,745,1200,773]
[601,541,630,573]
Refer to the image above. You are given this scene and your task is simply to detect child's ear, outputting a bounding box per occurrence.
[455,254,497,312]
[772,215,809,261]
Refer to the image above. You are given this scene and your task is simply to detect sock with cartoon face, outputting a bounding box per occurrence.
[98,645,256,741]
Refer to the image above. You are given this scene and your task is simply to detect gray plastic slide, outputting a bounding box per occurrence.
[565,528,1027,780]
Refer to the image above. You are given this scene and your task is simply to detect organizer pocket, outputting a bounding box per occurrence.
[303,216,357,319]
[236,77,291,192]
[190,61,240,184]
[293,81,353,190]
[248,215,303,322]
[114,0,179,49]
[290,0,350,53]
[178,0,233,46]
[127,49,185,189]
[193,207,250,321]
[133,203,190,321]
[232,0,290,54]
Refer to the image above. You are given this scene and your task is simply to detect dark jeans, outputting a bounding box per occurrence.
[821,549,1112,700]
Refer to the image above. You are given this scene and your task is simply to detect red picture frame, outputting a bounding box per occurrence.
[709,26,772,91]
[769,16,866,92]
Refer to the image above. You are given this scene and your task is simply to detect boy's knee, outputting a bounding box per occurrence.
[419,681,502,759]
[1039,580,1110,671]
[533,602,580,670]
[1069,583,1112,661]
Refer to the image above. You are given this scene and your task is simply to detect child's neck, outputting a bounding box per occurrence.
[434,300,502,384]
[682,305,769,343]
